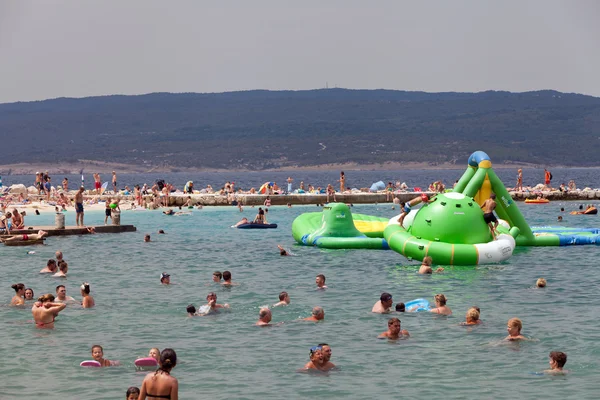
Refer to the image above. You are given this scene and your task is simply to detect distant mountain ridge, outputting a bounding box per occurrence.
[0,88,598,170]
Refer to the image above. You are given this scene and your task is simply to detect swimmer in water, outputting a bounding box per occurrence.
[505,317,527,341]
[303,346,325,371]
[197,292,229,315]
[186,304,197,316]
[378,317,410,340]
[544,351,568,374]
[278,244,290,256]
[53,261,68,278]
[461,307,482,326]
[255,308,272,326]
[303,306,324,322]
[222,270,236,286]
[55,285,76,303]
[144,234,151,242]
[31,293,66,329]
[91,344,119,367]
[139,348,178,399]
[233,217,249,227]
[536,278,547,288]
[148,347,161,363]
[372,292,394,314]
[557,216,563,222]
[418,256,444,274]
[126,386,140,400]
[81,282,95,308]
[163,209,174,215]
[24,288,35,301]
[430,294,452,316]
[11,283,25,306]
[315,274,327,289]
[274,291,290,307]
[395,302,405,312]
[40,259,57,274]
[317,343,336,370]
[212,271,222,283]
[160,273,171,285]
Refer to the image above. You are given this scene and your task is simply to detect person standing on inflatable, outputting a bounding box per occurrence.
[544,168,552,188]
[481,194,499,240]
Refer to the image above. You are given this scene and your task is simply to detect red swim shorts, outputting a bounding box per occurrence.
[95,182,101,189]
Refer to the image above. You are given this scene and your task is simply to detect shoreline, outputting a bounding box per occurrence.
[2,160,600,175]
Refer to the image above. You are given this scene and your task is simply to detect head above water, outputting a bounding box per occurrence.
[536,278,547,288]
[434,294,447,306]
[160,348,177,370]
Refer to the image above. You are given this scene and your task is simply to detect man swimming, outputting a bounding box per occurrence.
[372,292,394,313]
[274,291,290,307]
[481,193,499,240]
[255,308,272,326]
[303,306,324,321]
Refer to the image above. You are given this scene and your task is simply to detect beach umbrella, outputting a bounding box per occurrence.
[369,181,386,192]
[259,182,274,194]
[101,182,109,194]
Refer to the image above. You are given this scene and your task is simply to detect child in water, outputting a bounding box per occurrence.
[126,387,140,400]
[545,351,568,374]
[91,345,119,367]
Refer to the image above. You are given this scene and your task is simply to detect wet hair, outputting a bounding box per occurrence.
[508,317,522,333]
[186,304,196,314]
[223,270,232,281]
[536,278,547,288]
[11,283,25,293]
[395,303,405,312]
[213,271,222,279]
[158,229,165,234]
[312,306,324,316]
[549,351,567,368]
[81,282,91,294]
[159,348,177,372]
[47,259,56,266]
[207,292,217,300]
[280,248,288,256]
[58,261,68,272]
[56,285,66,292]
[37,293,55,302]
[560,207,565,212]
[279,291,288,301]
[259,308,271,318]
[471,306,481,313]
[380,292,393,302]
[422,256,433,266]
[35,210,40,215]
[316,274,326,283]
[466,308,480,321]
[388,317,400,326]
[25,288,34,298]
[434,294,447,306]
[144,234,151,241]
[91,344,103,353]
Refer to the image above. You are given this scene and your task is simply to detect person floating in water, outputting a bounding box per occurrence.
[481,193,499,240]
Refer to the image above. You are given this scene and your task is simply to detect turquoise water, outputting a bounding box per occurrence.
[2,202,599,399]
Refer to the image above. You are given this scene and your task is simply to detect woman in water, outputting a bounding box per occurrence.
[149,348,161,363]
[81,282,95,308]
[461,307,481,326]
[24,288,35,301]
[139,348,179,400]
[31,294,66,328]
[53,261,68,278]
[11,283,25,306]
[430,294,452,316]
[91,345,119,367]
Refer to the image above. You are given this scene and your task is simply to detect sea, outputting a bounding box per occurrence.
[1,168,599,399]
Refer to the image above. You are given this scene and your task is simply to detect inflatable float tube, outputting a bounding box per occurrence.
[524,199,550,204]
[134,357,159,368]
[80,360,102,367]
[236,223,277,229]
[404,298,430,312]
[384,193,516,265]
[292,203,389,249]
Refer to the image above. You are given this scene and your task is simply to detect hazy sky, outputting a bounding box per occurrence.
[1,0,599,103]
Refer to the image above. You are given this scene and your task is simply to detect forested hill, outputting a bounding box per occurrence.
[1,89,599,170]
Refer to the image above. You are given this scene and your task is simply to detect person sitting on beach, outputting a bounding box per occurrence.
[372,292,394,314]
[326,184,336,203]
[253,207,267,224]
[11,283,25,306]
[53,261,68,278]
[430,294,452,316]
[536,278,547,288]
[160,273,171,285]
[40,259,57,274]
[274,291,290,307]
[315,274,327,289]
[461,307,481,326]
[386,182,394,201]
[91,345,119,367]
[0,212,12,234]
[395,302,405,312]
[55,285,76,303]
[481,194,499,240]
[1,230,48,243]
[233,217,249,227]
[24,288,35,301]
[378,317,410,340]
[303,306,325,322]
[418,256,444,274]
[256,308,273,326]
[544,351,568,374]
[58,193,72,208]
[505,317,527,341]
[32,293,66,329]
[278,244,290,256]
[81,282,95,308]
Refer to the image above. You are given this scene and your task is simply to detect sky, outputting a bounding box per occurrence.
[1,0,599,103]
